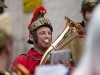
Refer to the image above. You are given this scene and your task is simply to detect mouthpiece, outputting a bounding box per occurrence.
[44,39,49,43]
[44,39,57,50]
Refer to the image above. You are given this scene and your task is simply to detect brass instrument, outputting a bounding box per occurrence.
[4,64,31,75]
[40,16,85,65]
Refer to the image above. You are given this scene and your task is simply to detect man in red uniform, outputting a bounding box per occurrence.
[12,6,53,75]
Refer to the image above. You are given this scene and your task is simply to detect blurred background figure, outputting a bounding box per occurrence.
[64,0,100,67]
[73,3,100,75]
[0,12,13,74]
[79,0,100,34]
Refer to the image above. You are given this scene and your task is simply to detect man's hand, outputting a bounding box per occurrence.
[54,58,75,72]
[54,58,68,67]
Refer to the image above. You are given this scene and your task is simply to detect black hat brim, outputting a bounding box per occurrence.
[27,39,33,44]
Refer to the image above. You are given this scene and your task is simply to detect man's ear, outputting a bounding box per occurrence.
[80,11,84,17]
[29,34,34,42]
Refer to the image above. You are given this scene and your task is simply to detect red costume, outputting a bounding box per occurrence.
[12,48,43,75]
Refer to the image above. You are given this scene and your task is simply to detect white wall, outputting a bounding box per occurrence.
[4,0,83,60]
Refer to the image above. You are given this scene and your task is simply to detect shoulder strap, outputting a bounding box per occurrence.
[21,54,40,61]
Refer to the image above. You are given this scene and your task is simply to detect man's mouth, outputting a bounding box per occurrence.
[44,39,49,43]
[44,39,50,44]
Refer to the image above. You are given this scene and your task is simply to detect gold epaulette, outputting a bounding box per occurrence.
[4,64,31,75]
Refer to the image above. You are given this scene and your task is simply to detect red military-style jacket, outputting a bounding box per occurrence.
[12,48,43,75]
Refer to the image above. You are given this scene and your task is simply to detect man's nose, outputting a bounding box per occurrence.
[45,33,50,38]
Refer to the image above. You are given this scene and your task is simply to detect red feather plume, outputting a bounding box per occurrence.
[28,6,47,30]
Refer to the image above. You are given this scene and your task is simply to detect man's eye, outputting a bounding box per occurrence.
[48,32,51,35]
[40,32,45,34]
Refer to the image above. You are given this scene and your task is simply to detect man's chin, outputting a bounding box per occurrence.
[43,45,50,50]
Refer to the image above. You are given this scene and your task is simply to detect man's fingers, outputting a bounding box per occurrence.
[59,58,67,67]
[54,58,71,68]
[54,61,60,64]
[66,62,70,68]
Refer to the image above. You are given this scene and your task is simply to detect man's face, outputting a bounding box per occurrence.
[84,11,92,23]
[35,26,52,50]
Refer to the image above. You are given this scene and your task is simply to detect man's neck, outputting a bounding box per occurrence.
[84,19,87,25]
[84,20,88,29]
[0,55,8,73]
[34,47,47,55]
